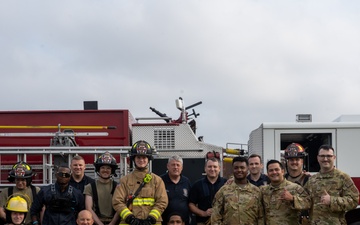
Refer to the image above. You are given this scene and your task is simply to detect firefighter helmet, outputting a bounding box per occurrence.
[94,151,118,176]
[284,143,307,158]
[130,140,154,160]
[7,161,34,185]
[5,195,28,213]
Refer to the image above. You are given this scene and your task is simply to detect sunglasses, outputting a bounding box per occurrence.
[56,172,71,178]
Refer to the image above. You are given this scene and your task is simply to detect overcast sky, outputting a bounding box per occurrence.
[1,1,360,147]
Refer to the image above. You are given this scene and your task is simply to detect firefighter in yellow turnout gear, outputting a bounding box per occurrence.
[112,140,168,225]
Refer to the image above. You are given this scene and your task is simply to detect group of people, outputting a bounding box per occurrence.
[211,143,360,225]
[0,141,359,225]
[0,140,186,225]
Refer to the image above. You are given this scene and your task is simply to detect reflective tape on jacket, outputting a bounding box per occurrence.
[149,209,161,220]
[120,208,132,219]
[132,197,155,206]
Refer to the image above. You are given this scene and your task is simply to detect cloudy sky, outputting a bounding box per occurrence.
[1,1,360,147]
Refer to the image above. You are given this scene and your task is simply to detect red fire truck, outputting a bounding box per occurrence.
[0,98,231,187]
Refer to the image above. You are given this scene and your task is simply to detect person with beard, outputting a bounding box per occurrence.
[188,157,227,225]
[284,143,310,187]
[284,143,311,224]
[211,157,264,225]
[112,140,168,225]
[261,160,310,225]
[160,155,191,225]
[30,164,84,225]
[84,152,120,225]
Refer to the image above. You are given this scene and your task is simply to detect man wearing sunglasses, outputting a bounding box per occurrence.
[304,145,359,224]
[30,164,85,225]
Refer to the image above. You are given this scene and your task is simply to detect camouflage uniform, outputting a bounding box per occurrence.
[304,168,359,225]
[260,178,310,225]
[286,173,311,225]
[211,181,264,225]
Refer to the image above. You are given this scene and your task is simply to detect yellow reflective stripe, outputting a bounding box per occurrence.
[132,197,155,206]
[149,209,161,219]
[120,208,132,219]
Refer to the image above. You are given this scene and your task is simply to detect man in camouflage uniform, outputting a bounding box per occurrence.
[284,143,311,224]
[304,145,359,225]
[261,159,310,225]
[211,157,264,225]
[284,143,310,186]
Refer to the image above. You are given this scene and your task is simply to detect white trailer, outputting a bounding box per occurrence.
[248,115,360,192]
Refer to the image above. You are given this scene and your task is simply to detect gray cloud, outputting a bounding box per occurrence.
[1,0,360,146]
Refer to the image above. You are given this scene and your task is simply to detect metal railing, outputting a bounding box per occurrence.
[0,146,130,186]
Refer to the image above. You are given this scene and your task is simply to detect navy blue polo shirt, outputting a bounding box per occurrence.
[161,173,191,225]
[188,176,227,223]
[247,173,270,187]
[69,175,95,193]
